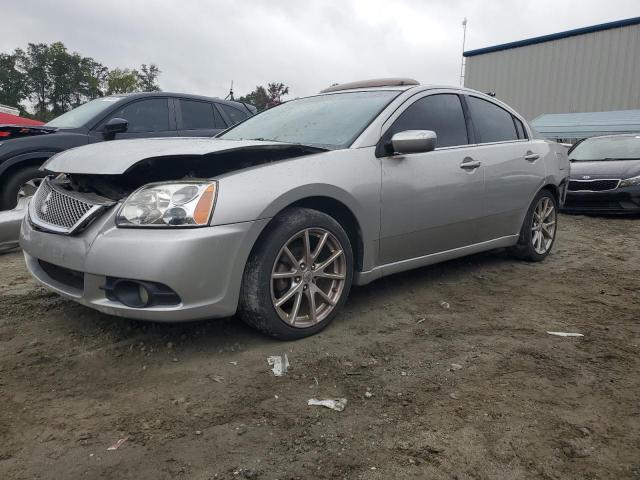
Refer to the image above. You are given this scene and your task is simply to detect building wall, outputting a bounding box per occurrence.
[464,23,640,120]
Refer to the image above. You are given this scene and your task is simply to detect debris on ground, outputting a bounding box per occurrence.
[107,436,129,451]
[450,363,463,371]
[547,331,584,337]
[307,398,347,412]
[207,374,225,383]
[267,354,289,376]
[439,301,450,309]
[416,317,426,324]
[365,391,373,398]
[229,361,238,366]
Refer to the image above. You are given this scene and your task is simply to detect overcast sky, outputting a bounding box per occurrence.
[2,1,639,99]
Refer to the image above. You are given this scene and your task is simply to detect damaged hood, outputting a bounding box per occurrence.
[43,137,316,175]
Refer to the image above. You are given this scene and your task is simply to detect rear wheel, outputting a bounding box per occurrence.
[510,189,558,262]
[1,165,45,210]
[239,208,353,339]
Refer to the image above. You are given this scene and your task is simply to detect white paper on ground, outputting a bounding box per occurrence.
[267,354,290,376]
[307,398,347,412]
[546,331,584,337]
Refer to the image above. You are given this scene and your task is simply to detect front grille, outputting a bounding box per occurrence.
[29,178,113,234]
[568,179,620,192]
[38,260,84,291]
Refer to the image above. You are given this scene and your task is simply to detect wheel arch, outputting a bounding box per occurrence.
[0,151,57,178]
[252,194,366,272]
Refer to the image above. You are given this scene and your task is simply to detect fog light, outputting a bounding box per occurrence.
[138,284,150,305]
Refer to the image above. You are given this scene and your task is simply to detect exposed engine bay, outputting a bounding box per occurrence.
[47,143,325,201]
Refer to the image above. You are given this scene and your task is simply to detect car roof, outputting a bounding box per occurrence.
[117,91,255,111]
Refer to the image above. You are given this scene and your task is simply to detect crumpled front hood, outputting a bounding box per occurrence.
[42,137,295,174]
[570,159,640,179]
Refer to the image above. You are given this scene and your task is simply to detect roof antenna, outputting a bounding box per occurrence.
[225,80,234,101]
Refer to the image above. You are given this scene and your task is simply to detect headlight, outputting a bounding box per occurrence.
[116,181,217,227]
[619,175,640,188]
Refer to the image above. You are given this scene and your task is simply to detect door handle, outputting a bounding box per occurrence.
[460,158,482,170]
[524,152,540,162]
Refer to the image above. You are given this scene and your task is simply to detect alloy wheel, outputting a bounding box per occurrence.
[531,196,556,254]
[270,227,346,328]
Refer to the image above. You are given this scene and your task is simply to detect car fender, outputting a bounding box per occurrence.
[0,151,59,176]
[211,148,382,269]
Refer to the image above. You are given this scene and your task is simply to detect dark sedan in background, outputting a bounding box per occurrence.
[0,92,255,211]
[563,134,640,213]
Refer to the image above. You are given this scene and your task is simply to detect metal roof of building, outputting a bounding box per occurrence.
[531,109,640,139]
[464,16,640,57]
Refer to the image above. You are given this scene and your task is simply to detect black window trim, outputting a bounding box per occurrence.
[464,94,529,146]
[376,91,473,157]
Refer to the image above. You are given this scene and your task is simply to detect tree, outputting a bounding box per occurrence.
[266,82,289,108]
[106,68,140,95]
[2,41,161,119]
[17,43,51,119]
[137,64,161,92]
[237,82,289,111]
[0,53,26,109]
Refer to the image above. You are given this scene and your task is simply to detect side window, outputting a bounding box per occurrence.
[513,116,527,139]
[387,94,469,148]
[110,98,170,133]
[180,99,216,129]
[219,104,248,126]
[467,96,518,143]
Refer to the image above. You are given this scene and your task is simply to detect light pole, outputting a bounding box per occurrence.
[460,18,468,87]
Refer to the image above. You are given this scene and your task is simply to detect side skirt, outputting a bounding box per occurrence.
[354,235,519,286]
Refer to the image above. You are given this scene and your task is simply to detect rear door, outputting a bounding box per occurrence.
[379,91,485,265]
[464,95,546,241]
[177,98,227,137]
[97,97,176,139]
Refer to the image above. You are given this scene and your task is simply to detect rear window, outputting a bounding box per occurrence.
[467,96,518,143]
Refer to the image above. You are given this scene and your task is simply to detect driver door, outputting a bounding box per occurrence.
[379,92,485,265]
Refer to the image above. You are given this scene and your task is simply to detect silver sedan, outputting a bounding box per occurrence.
[20,79,569,339]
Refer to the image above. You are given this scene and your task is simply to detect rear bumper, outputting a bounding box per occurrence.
[562,186,640,214]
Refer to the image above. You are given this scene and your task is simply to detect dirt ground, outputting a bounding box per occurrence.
[1,213,639,480]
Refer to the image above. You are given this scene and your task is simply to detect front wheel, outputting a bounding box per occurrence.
[239,208,354,340]
[1,166,45,211]
[510,189,558,262]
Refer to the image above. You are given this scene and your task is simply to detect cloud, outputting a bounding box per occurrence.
[2,0,639,99]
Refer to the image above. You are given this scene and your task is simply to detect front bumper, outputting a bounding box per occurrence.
[562,186,640,214]
[0,205,25,252]
[20,210,269,321]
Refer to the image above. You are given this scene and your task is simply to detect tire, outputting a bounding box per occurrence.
[239,207,354,340]
[0,165,45,211]
[509,189,558,262]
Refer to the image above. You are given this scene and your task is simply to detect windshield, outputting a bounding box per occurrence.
[219,90,400,149]
[570,135,640,161]
[46,96,123,129]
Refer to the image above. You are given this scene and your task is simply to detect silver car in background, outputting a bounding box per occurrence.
[20,79,569,339]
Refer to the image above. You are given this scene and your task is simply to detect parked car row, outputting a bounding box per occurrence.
[15,78,569,339]
[0,92,255,211]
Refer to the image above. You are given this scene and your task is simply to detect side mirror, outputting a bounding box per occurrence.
[390,130,437,155]
[103,117,128,139]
